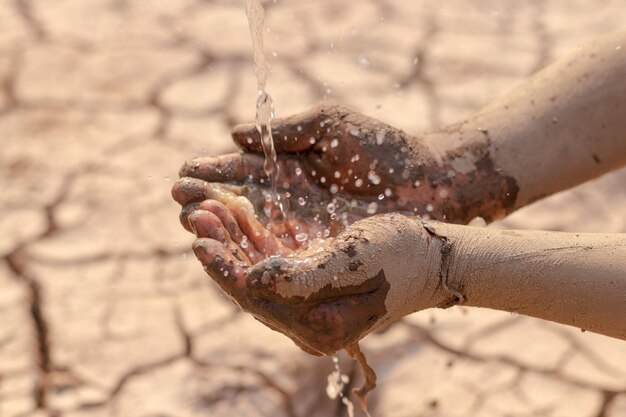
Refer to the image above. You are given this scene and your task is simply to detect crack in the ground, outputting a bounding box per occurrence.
[396,13,442,128]
[4,250,51,410]
[75,355,186,411]
[595,391,618,417]
[529,0,551,74]
[190,357,300,417]
[14,0,47,42]
[401,320,626,395]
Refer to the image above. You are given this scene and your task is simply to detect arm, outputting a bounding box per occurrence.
[423,221,626,340]
[238,213,625,354]
[428,29,626,210]
[173,30,626,355]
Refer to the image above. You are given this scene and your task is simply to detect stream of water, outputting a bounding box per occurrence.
[245,0,284,223]
[244,2,369,416]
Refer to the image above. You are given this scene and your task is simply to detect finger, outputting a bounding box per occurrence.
[173,179,287,257]
[172,178,242,208]
[231,104,348,153]
[198,200,263,264]
[193,238,249,302]
[179,201,201,233]
[188,210,251,264]
[178,153,265,182]
[226,197,293,258]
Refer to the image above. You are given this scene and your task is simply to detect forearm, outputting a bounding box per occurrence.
[426,29,626,213]
[424,221,626,340]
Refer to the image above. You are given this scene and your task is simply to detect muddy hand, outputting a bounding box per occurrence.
[181,192,448,355]
[177,104,446,231]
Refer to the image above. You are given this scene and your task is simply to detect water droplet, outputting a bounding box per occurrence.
[295,167,302,176]
[426,204,434,212]
[309,137,316,144]
[368,171,381,185]
[385,187,392,197]
[297,125,302,132]
[355,178,364,187]
[330,138,339,148]
[334,171,341,178]
[298,197,306,206]
[330,184,339,194]
[367,202,378,214]
[240,236,249,249]
[223,270,229,277]
[350,129,359,137]
[246,137,254,144]
[439,189,449,198]
[375,131,385,145]
[323,229,331,238]
[378,194,384,200]
[320,176,327,183]
[468,217,487,227]
[295,233,308,242]
[357,56,370,68]
[326,202,336,214]
[414,180,421,187]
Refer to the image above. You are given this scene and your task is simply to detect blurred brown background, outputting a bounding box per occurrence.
[1,0,625,416]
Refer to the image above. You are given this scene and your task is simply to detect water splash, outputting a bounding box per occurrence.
[326,356,355,417]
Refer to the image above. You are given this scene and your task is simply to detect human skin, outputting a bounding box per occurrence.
[172,30,626,355]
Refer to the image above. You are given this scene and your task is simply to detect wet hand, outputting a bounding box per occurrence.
[175,104,442,236]
[172,183,443,355]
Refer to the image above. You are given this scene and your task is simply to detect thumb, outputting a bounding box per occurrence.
[231,104,349,153]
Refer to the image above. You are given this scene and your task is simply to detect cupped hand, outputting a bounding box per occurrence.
[175,104,443,235]
[170,105,468,354]
[173,183,442,355]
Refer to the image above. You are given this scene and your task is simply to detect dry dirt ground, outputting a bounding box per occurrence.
[1,0,626,416]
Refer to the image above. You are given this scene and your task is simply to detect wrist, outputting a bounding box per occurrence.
[417,128,519,224]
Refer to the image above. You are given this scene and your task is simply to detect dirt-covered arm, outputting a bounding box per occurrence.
[427,29,626,210]
[421,221,626,340]
[243,213,625,354]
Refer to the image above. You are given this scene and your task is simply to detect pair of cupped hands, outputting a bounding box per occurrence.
[172,105,453,355]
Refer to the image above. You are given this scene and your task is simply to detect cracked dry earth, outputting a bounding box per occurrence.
[1,0,626,416]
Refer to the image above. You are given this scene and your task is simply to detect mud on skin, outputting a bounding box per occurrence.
[247,269,390,355]
[172,104,522,354]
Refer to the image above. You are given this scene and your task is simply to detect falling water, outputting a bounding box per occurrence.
[244,2,372,415]
[245,0,284,222]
